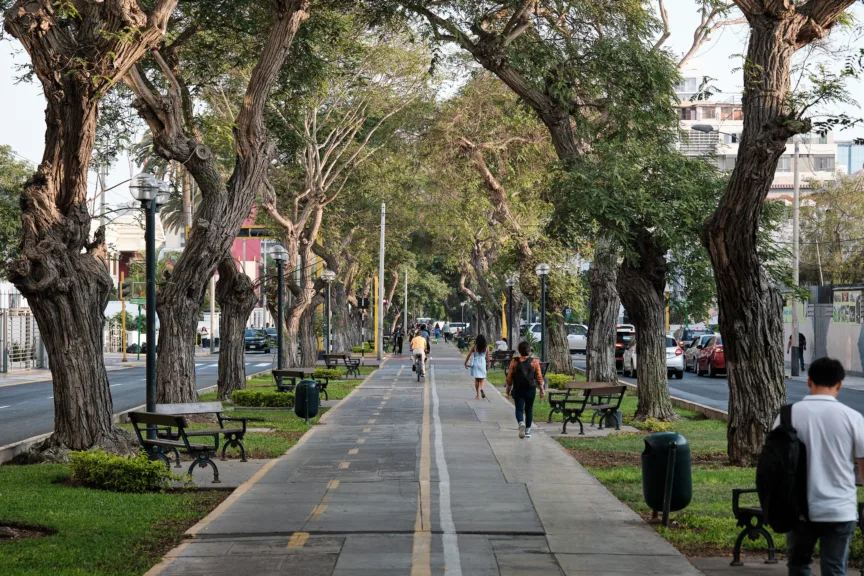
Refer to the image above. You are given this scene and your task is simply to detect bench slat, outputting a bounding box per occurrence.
[155,402,223,415]
[129,412,186,428]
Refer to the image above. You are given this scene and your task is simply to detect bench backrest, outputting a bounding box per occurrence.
[273,369,308,378]
[155,402,223,415]
[129,411,187,428]
[584,385,627,397]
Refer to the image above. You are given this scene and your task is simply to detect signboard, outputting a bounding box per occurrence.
[832,290,864,324]
[130,298,145,306]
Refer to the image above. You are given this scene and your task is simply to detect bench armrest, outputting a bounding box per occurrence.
[732,488,758,515]
[218,415,247,433]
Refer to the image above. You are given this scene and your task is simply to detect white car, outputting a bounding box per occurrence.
[621,335,684,379]
[525,322,543,341]
[567,324,587,355]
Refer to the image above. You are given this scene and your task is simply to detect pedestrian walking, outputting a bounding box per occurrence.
[434,323,441,342]
[505,341,546,439]
[765,358,864,576]
[788,333,807,371]
[395,325,404,355]
[464,334,491,400]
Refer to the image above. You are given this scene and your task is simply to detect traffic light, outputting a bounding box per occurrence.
[121,279,133,301]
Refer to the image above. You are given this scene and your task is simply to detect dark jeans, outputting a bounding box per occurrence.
[512,387,536,429]
[396,340,403,354]
[787,520,856,576]
[799,350,805,370]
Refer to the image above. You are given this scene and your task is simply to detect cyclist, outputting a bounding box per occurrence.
[410,330,428,375]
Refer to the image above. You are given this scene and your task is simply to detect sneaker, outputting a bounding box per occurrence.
[480,390,486,399]
[412,364,416,372]
[525,428,532,438]
[518,422,526,439]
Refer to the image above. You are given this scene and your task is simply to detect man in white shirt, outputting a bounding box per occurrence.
[775,357,864,576]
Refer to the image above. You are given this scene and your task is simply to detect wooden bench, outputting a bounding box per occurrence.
[324,354,341,370]
[272,368,329,400]
[490,350,515,370]
[155,402,248,462]
[730,488,777,566]
[323,353,361,378]
[560,384,626,434]
[129,412,221,483]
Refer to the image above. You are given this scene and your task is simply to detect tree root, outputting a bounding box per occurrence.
[12,427,139,464]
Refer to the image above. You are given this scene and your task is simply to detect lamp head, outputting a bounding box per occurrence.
[535,263,551,277]
[506,277,517,288]
[270,244,288,262]
[322,269,336,283]
[690,124,716,134]
[155,180,170,207]
[130,173,157,202]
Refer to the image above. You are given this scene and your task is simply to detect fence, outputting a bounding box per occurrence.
[0,308,45,372]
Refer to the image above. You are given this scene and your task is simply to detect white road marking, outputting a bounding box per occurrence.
[0,405,10,410]
[195,363,205,368]
[110,384,123,387]
[47,396,53,399]
[255,363,271,368]
[430,365,462,576]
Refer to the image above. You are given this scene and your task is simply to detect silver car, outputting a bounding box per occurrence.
[622,336,684,379]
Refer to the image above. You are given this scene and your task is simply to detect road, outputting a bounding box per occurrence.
[572,356,864,415]
[0,353,275,447]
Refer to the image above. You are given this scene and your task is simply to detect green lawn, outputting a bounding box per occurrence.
[555,401,864,559]
[0,464,226,575]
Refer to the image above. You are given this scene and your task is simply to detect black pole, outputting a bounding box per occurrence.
[508,285,514,350]
[326,282,331,354]
[276,259,284,370]
[540,275,547,362]
[145,199,157,439]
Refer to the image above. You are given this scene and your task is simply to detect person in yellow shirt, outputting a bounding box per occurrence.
[410,333,427,374]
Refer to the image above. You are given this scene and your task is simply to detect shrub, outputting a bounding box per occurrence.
[69,449,189,493]
[631,418,670,433]
[232,389,295,407]
[314,368,342,380]
[351,345,368,353]
[546,373,572,390]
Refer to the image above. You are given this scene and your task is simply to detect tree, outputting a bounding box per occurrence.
[700,0,857,465]
[216,255,258,400]
[555,143,723,420]
[125,0,311,403]
[3,0,177,455]
[0,146,27,278]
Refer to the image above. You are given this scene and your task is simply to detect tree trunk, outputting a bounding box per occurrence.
[698,8,847,464]
[300,299,320,366]
[3,0,175,456]
[616,233,677,421]
[586,239,620,382]
[546,305,572,375]
[216,257,257,400]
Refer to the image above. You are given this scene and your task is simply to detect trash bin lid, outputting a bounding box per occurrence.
[643,431,688,453]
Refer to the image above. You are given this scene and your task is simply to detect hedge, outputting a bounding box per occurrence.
[232,389,295,407]
[69,449,189,492]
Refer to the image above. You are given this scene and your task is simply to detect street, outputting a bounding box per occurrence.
[0,353,274,447]
[573,356,864,415]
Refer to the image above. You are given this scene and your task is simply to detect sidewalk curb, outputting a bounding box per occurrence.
[0,369,270,465]
[573,366,729,423]
[144,360,386,576]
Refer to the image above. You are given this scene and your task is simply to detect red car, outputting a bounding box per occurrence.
[696,335,725,377]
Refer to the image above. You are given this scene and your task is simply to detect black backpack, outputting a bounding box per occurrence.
[512,359,537,389]
[756,404,808,533]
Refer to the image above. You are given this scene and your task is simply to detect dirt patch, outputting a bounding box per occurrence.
[0,523,55,541]
[567,449,728,468]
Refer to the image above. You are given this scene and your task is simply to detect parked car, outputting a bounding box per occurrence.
[696,335,725,377]
[526,322,543,341]
[448,322,467,335]
[244,328,270,353]
[673,326,714,349]
[567,324,588,355]
[621,335,683,379]
[615,327,635,370]
[684,334,715,372]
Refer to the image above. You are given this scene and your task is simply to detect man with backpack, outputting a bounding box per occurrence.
[505,341,546,439]
[788,332,807,371]
[761,358,864,575]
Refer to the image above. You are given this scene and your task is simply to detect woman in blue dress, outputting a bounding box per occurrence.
[464,334,491,399]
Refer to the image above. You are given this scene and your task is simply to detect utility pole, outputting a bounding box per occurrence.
[210,275,216,353]
[377,203,385,361]
[403,269,408,333]
[791,138,801,376]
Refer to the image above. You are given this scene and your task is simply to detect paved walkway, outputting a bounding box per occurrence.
[150,343,701,575]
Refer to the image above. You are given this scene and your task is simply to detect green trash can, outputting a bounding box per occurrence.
[641,432,692,521]
[295,379,320,421]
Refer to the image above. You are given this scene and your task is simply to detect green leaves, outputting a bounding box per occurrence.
[0,146,29,278]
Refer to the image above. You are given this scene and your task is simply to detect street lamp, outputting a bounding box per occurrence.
[322,269,336,354]
[535,263,550,362]
[130,173,169,437]
[270,244,288,370]
[460,301,467,324]
[506,276,517,350]
[476,295,482,337]
[791,134,802,376]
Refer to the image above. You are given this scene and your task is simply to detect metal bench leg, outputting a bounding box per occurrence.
[170,447,182,468]
[149,447,172,469]
[731,527,748,566]
[561,414,570,435]
[547,406,556,424]
[758,527,778,564]
[189,454,220,484]
[577,416,585,435]
[221,434,247,462]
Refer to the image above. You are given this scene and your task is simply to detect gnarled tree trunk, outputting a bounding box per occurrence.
[300,296,321,366]
[216,257,257,400]
[617,232,677,421]
[3,0,176,455]
[700,2,853,465]
[546,306,572,375]
[586,238,620,382]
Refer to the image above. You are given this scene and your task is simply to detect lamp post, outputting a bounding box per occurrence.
[130,173,169,438]
[536,263,550,362]
[791,135,802,376]
[322,269,336,353]
[460,301,467,324]
[270,245,288,369]
[506,277,517,350]
[476,295,482,337]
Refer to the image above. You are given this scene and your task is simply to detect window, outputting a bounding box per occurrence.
[532,325,541,333]
[777,156,791,172]
[815,156,834,171]
[665,337,677,347]
[723,156,737,171]
[680,107,695,121]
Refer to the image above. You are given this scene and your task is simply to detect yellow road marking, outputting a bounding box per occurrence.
[368,419,376,424]
[363,427,372,433]
[374,412,381,416]
[356,438,366,444]
[339,461,350,469]
[309,505,327,521]
[287,532,309,549]
[411,374,432,575]
[348,448,359,455]
[327,479,340,490]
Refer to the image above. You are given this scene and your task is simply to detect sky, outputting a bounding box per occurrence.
[1,0,862,209]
